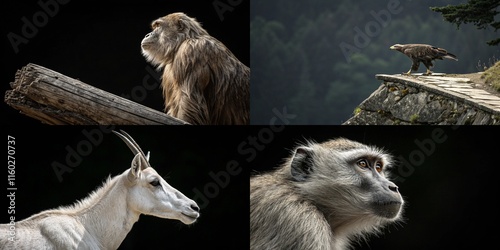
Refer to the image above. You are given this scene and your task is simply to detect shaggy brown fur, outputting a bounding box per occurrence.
[141,12,249,125]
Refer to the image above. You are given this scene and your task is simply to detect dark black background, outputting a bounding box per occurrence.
[248,126,500,250]
[3,126,251,249]
[2,0,249,126]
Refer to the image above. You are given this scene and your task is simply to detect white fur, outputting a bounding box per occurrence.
[0,154,199,250]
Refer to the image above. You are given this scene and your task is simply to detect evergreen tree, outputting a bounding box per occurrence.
[431,0,500,45]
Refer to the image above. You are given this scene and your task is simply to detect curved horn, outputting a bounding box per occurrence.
[112,130,151,169]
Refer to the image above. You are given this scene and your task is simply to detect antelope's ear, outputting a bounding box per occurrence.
[128,153,144,182]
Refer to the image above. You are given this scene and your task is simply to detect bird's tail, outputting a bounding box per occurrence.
[434,47,458,61]
[443,52,458,61]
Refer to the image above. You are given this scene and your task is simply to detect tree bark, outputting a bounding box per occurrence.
[4,63,188,125]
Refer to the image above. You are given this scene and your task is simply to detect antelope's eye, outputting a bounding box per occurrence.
[357,159,368,168]
[150,179,161,187]
[375,162,383,173]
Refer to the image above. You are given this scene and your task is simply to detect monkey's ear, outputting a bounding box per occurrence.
[177,18,187,31]
[290,147,314,182]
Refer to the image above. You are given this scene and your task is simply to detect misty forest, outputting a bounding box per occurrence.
[250,0,500,124]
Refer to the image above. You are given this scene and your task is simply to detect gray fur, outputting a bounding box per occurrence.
[250,138,404,250]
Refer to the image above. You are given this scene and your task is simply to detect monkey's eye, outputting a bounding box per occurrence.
[375,162,383,173]
[150,179,161,187]
[357,159,368,168]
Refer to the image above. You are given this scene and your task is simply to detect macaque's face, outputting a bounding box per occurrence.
[141,12,204,67]
[290,138,404,220]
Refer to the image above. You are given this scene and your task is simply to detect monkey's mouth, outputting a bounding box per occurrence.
[141,42,152,49]
[372,200,402,219]
[374,200,401,206]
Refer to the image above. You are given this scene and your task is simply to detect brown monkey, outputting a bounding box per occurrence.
[141,12,249,125]
[250,138,404,249]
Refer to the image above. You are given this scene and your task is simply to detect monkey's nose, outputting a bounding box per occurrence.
[388,185,399,193]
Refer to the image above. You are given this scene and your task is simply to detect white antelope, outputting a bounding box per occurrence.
[0,130,200,250]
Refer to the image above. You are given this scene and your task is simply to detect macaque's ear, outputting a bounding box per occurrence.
[177,17,188,31]
[290,147,314,182]
[127,153,144,182]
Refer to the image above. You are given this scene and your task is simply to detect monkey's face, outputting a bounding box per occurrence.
[141,12,208,67]
[289,139,404,221]
[353,156,403,219]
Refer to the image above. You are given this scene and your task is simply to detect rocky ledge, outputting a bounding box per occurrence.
[344,74,500,125]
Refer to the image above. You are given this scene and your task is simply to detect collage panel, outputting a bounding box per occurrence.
[3,0,249,126]
[249,126,500,249]
[250,0,499,125]
[2,126,250,249]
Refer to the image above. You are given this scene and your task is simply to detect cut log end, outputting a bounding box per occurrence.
[5,63,189,125]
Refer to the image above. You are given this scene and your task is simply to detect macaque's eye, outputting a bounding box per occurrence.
[150,179,161,187]
[357,159,368,168]
[375,162,383,173]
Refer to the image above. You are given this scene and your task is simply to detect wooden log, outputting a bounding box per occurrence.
[4,63,189,125]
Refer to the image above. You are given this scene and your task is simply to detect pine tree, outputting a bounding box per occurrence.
[431,0,500,45]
